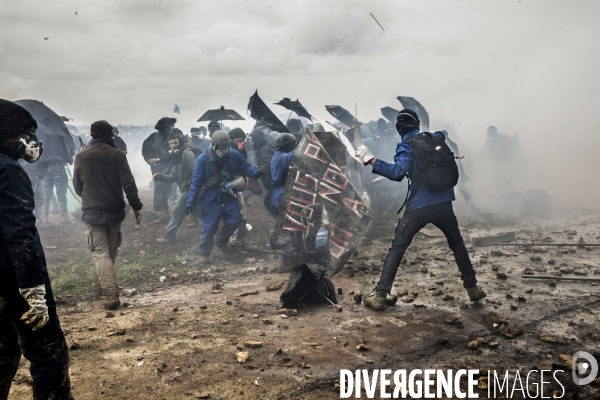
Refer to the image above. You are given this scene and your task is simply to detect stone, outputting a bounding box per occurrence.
[243,341,263,349]
[508,323,524,336]
[468,338,486,349]
[266,282,284,291]
[496,272,507,279]
[356,343,370,351]
[353,292,363,303]
[236,352,249,363]
[540,333,557,343]
[489,312,509,324]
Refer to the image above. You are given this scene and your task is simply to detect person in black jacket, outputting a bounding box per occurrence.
[112,126,128,153]
[249,128,276,214]
[0,99,73,399]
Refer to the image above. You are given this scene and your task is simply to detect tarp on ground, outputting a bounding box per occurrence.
[280,263,337,308]
[270,128,372,273]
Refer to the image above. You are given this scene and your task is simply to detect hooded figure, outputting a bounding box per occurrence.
[112,126,127,153]
[0,99,73,399]
[285,118,303,142]
[207,121,221,137]
[141,117,189,222]
[354,108,486,310]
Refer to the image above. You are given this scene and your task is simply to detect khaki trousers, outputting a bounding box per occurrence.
[85,223,122,299]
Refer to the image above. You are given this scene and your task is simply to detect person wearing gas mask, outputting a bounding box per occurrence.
[153,136,203,243]
[73,120,143,310]
[0,99,73,399]
[355,109,486,311]
[186,130,263,261]
[142,117,189,223]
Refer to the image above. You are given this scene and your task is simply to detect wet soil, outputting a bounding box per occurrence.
[8,190,600,399]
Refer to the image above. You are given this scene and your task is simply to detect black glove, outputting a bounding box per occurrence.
[255,171,265,179]
[185,206,193,215]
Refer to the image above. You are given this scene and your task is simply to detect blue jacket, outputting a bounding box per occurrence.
[372,130,455,212]
[271,149,295,213]
[0,146,48,298]
[187,148,260,208]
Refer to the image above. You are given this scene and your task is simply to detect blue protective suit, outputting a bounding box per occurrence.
[187,148,260,256]
[371,130,455,212]
[270,149,295,213]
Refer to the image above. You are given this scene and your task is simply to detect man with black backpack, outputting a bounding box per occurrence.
[355,109,486,311]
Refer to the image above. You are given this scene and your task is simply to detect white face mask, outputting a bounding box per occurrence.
[19,137,43,163]
[215,147,230,158]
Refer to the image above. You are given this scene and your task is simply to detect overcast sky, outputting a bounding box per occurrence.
[2,0,600,205]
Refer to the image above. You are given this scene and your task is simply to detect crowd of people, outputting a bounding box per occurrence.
[0,98,494,398]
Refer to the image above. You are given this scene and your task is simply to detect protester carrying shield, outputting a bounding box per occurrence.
[186,130,263,261]
[142,117,188,223]
[0,99,73,399]
[73,120,143,310]
[355,109,486,311]
[154,136,202,243]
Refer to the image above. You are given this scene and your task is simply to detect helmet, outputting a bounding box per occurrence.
[211,130,230,147]
[275,132,296,150]
[0,99,37,142]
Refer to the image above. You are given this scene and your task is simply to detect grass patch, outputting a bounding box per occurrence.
[47,252,199,297]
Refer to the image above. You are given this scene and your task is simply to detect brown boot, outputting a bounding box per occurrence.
[92,283,103,300]
[363,291,387,311]
[466,286,487,302]
[102,284,120,310]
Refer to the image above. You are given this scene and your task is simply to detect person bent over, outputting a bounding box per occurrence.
[355,109,486,311]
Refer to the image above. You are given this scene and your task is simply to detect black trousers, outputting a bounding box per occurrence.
[375,201,477,294]
[0,283,72,400]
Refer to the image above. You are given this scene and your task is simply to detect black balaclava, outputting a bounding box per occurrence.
[395,108,420,137]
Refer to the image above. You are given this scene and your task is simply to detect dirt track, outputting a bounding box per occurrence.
[8,190,600,399]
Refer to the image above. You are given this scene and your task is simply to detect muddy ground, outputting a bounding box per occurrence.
[8,190,600,399]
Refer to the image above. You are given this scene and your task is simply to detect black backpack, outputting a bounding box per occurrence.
[397,132,459,213]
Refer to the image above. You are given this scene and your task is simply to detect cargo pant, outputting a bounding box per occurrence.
[85,223,122,299]
[0,284,72,400]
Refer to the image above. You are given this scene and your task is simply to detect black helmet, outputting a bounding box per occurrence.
[0,99,37,142]
[275,132,296,152]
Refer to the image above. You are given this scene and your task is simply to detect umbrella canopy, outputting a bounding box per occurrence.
[280,263,337,308]
[324,105,355,128]
[197,106,245,122]
[380,106,400,123]
[14,100,76,164]
[247,90,289,133]
[397,96,430,131]
[274,98,313,120]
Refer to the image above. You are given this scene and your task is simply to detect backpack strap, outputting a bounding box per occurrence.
[397,176,411,214]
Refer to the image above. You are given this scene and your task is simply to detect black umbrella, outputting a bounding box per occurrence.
[247,90,289,133]
[197,106,245,122]
[397,96,430,131]
[280,263,337,308]
[324,105,355,128]
[14,100,76,164]
[380,106,400,123]
[274,98,313,120]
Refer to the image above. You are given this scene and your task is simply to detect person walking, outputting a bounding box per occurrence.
[73,120,143,309]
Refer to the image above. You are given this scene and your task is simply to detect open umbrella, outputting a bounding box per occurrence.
[247,90,289,133]
[380,106,400,123]
[197,106,245,123]
[397,96,430,131]
[324,105,355,128]
[274,98,313,120]
[14,100,76,164]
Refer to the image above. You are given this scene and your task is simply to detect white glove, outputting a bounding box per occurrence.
[19,285,49,331]
[147,158,159,166]
[354,145,375,165]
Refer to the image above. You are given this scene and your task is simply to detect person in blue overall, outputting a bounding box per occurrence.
[355,109,486,311]
[186,131,262,261]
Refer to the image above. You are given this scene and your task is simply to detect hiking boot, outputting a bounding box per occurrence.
[363,291,387,311]
[156,237,174,244]
[466,286,487,302]
[198,255,209,263]
[152,210,170,224]
[103,299,120,310]
[215,240,229,253]
[385,295,398,306]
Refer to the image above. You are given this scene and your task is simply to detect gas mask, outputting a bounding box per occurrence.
[168,139,181,157]
[213,145,230,158]
[4,133,43,163]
